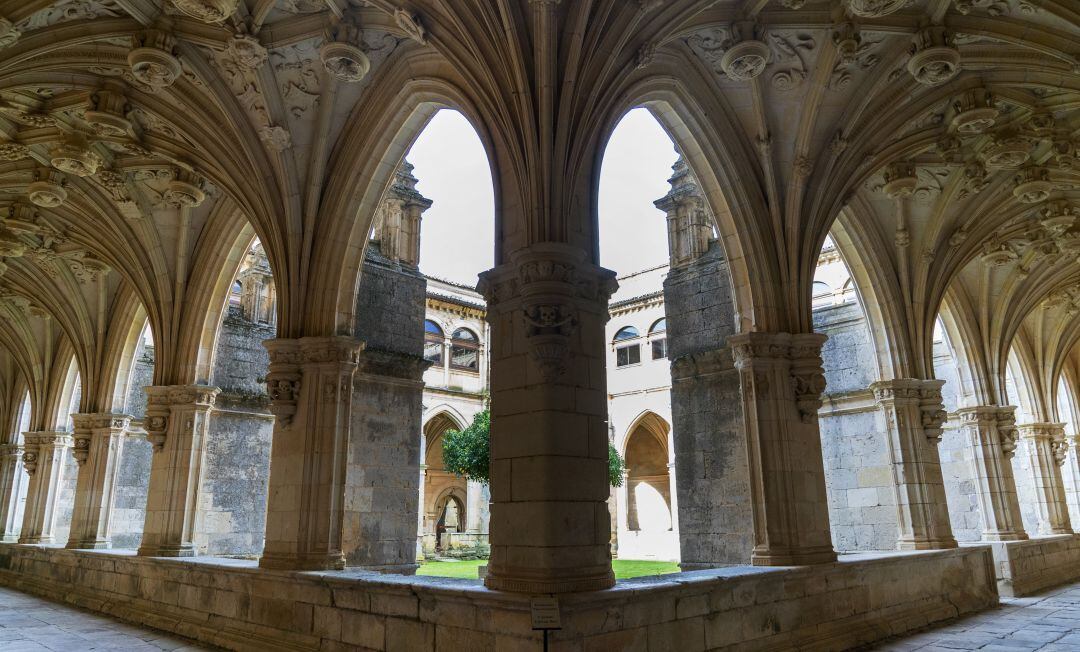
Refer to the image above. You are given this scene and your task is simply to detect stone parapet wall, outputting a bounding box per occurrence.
[986,534,1080,597]
[0,544,996,651]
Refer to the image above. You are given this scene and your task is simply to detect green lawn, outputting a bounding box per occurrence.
[416,559,680,580]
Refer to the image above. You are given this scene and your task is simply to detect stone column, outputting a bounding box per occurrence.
[616,470,630,536]
[417,464,427,561]
[956,406,1027,541]
[870,378,957,550]
[729,332,837,565]
[67,414,131,549]
[466,479,484,533]
[1018,423,1073,535]
[18,432,72,544]
[1065,432,1080,526]
[0,443,24,541]
[259,337,361,570]
[477,243,617,593]
[137,385,219,557]
[667,461,679,535]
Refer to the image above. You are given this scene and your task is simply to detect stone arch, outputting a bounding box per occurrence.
[302,56,511,337]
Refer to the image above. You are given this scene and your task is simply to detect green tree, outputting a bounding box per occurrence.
[442,409,625,488]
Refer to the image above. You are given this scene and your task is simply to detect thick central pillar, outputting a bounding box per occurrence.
[0,443,24,542]
[729,332,837,565]
[138,386,219,557]
[18,432,72,544]
[870,379,957,550]
[67,414,131,549]
[260,336,362,570]
[478,243,617,593]
[956,406,1027,541]
[343,246,430,572]
[1018,423,1072,535]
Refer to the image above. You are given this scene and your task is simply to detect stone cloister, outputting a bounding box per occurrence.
[0,0,1078,649]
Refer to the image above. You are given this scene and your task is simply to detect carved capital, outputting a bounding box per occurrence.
[264,338,302,429]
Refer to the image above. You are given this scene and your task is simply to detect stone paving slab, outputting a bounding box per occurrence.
[873,582,1080,651]
[0,586,214,651]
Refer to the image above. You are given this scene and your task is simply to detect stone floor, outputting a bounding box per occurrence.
[873,582,1080,651]
[0,586,213,651]
[1,580,1078,651]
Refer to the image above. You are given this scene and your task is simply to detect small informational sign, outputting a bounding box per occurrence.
[530,596,562,631]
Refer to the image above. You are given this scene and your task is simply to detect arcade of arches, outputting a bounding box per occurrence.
[0,1,1078,650]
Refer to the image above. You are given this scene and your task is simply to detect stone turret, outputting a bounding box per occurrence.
[238,242,275,326]
[370,161,434,268]
[654,157,714,269]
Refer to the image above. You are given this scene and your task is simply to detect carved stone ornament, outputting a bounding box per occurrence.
[259,125,292,151]
[1038,200,1077,236]
[1052,438,1069,466]
[907,27,961,86]
[950,88,998,134]
[128,33,182,91]
[144,415,168,452]
[1013,167,1052,204]
[791,364,827,423]
[50,143,101,177]
[882,161,919,199]
[980,239,1017,266]
[0,17,19,49]
[85,89,133,137]
[522,303,579,382]
[264,338,303,429]
[27,180,67,208]
[720,38,771,81]
[21,449,38,476]
[983,135,1031,169]
[319,41,371,82]
[0,143,29,161]
[844,0,910,18]
[170,0,237,23]
[163,178,206,208]
[394,9,426,44]
[997,411,1020,459]
[226,34,268,70]
[71,433,91,466]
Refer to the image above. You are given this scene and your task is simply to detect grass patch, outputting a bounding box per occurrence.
[416,559,680,580]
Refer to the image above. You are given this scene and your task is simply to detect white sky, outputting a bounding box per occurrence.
[408,107,678,285]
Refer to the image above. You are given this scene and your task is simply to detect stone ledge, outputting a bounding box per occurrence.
[0,544,997,651]
[980,534,1080,597]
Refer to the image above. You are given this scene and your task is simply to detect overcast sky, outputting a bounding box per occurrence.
[408,108,678,286]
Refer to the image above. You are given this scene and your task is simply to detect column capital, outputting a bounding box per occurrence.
[70,414,131,465]
[0,443,20,458]
[144,385,218,453]
[729,332,828,423]
[264,338,304,429]
[871,378,947,442]
[298,336,364,365]
[1017,422,1065,440]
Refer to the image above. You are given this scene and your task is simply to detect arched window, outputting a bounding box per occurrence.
[649,318,668,360]
[424,320,444,364]
[613,326,641,367]
[450,328,480,371]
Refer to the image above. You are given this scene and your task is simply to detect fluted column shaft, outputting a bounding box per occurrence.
[1018,423,1072,535]
[728,331,837,566]
[67,414,131,549]
[260,336,362,570]
[0,443,24,541]
[477,244,618,593]
[1065,433,1080,526]
[18,432,72,544]
[137,386,219,557]
[957,406,1027,541]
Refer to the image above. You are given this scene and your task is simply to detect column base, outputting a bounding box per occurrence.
[17,535,53,545]
[1,534,18,543]
[258,551,346,571]
[982,531,1029,542]
[751,545,837,566]
[1039,527,1074,536]
[137,544,196,558]
[66,539,111,550]
[898,536,959,551]
[484,567,616,594]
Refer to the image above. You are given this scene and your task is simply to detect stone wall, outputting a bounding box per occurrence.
[345,249,427,570]
[988,534,1080,597]
[200,308,275,557]
[112,340,155,549]
[0,543,998,652]
[664,242,752,567]
[813,301,898,552]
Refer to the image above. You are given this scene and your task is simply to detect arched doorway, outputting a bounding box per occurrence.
[421,412,470,557]
[616,412,677,561]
